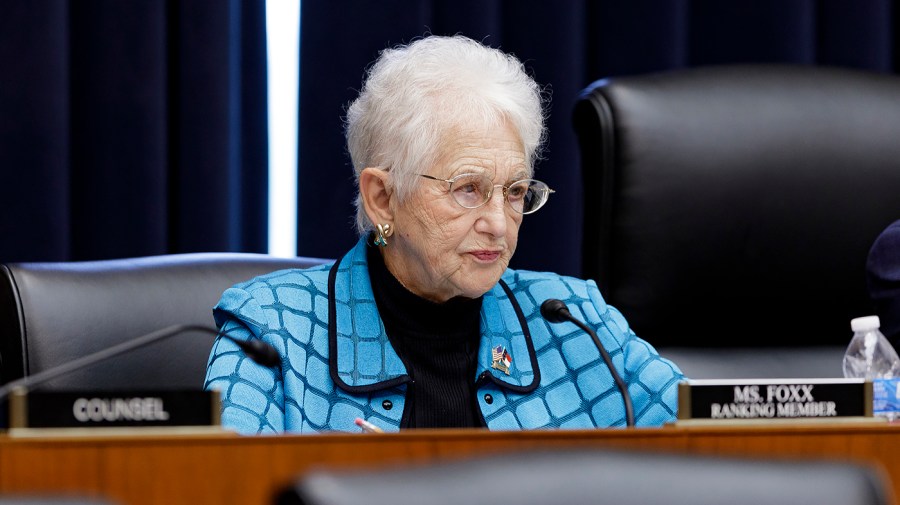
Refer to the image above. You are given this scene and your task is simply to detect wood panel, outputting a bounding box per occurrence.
[0,423,898,505]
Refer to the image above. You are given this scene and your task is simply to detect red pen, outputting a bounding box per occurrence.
[354,417,384,433]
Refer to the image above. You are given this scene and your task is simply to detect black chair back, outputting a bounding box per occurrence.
[573,65,900,352]
[278,449,890,505]
[0,253,330,390]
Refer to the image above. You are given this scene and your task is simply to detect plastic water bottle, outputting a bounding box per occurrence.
[843,316,900,380]
[843,315,900,420]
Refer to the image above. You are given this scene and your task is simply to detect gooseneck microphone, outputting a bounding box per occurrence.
[540,299,635,427]
[0,324,279,401]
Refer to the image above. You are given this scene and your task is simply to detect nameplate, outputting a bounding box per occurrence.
[678,379,872,420]
[8,389,221,429]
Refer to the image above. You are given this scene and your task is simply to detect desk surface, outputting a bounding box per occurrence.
[2,423,899,505]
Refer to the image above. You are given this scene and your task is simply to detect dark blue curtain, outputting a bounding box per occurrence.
[0,0,267,262]
[297,0,896,277]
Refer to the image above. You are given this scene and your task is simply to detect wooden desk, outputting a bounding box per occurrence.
[1,423,898,505]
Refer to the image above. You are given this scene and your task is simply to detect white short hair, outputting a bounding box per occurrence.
[345,35,547,234]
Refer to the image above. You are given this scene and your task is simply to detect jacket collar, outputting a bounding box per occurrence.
[328,237,539,394]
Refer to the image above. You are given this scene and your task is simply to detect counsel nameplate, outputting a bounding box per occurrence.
[678,378,872,420]
[8,389,221,429]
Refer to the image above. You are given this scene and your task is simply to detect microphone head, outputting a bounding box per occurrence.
[247,340,281,367]
[540,298,571,323]
[234,338,281,368]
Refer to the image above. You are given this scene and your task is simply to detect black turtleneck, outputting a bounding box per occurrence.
[366,241,485,429]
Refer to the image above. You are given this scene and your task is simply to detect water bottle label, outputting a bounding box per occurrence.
[873,378,900,417]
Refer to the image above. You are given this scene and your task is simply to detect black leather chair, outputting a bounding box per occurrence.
[277,448,890,505]
[573,65,900,378]
[0,253,330,390]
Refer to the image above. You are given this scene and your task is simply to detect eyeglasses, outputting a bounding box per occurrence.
[418,173,554,215]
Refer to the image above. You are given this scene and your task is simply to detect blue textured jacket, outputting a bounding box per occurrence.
[204,238,683,434]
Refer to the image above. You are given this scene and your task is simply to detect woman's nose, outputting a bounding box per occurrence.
[475,189,508,236]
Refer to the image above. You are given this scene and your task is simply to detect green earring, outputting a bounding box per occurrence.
[374,223,393,247]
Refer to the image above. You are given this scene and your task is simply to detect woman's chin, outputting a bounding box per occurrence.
[457,274,505,299]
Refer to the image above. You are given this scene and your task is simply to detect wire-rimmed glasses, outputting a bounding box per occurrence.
[418,173,554,215]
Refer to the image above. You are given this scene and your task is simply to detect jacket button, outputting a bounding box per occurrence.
[484,394,493,405]
[382,400,393,410]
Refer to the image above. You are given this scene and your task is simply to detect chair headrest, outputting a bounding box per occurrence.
[573,65,900,347]
[0,252,330,389]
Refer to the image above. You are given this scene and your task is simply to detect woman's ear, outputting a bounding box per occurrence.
[359,167,393,225]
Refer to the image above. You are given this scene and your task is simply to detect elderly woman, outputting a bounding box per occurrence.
[205,35,682,434]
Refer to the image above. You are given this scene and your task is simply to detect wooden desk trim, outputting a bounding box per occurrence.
[1,424,898,505]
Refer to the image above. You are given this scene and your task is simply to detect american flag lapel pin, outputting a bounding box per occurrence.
[491,345,512,375]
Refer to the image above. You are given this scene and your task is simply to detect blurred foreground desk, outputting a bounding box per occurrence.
[1,424,899,505]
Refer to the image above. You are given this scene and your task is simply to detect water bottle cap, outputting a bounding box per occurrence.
[851,315,881,332]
